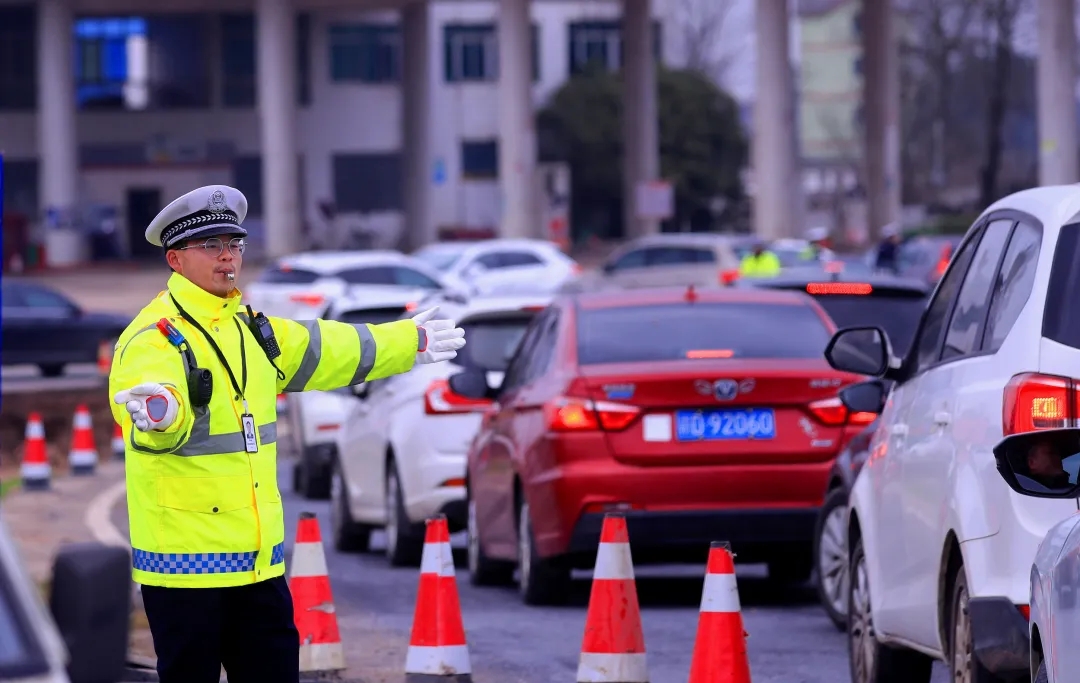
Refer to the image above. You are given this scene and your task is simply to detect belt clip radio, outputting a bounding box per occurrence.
[156,318,213,407]
[246,305,281,360]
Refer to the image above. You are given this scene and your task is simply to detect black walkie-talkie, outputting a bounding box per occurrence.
[246,305,281,360]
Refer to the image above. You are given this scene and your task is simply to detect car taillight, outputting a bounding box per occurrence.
[424,378,491,415]
[289,293,326,307]
[719,269,739,286]
[807,397,877,427]
[1003,373,1078,435]
[545,397,640,432]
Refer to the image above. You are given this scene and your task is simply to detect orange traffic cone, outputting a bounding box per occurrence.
[112,422,125,461]
[577,513,648,682]
[68,404,99,476]
[688,542,752,683]
[405,514,472,681]
[20,412,51,491]
[289,512,346,673]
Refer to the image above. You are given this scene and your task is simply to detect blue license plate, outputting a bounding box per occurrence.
[675,408,776,441]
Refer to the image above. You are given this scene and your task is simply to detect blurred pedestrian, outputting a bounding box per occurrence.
[801,227,837,263]
[874,224,902,274]
[739,239,782,278]
[108,185,467,683]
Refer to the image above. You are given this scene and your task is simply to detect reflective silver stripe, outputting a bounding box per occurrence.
[284,320,321,392]
[129,405,277,457]
[350,323,378,384]
[119,323,158,365]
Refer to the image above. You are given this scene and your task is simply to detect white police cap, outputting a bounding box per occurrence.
[146,185,249,249]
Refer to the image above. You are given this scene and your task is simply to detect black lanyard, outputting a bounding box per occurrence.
[170,294,248,404]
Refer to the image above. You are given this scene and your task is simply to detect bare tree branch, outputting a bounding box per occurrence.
[674,0,741,87]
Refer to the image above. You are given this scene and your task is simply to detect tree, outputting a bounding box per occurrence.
[537,65,748,240]
[672,0,743,90]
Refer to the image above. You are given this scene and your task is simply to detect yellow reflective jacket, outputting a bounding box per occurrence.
[108,273,419,588]
[739,251,782,278]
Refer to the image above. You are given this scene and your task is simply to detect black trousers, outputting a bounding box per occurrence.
[140,576,300,683]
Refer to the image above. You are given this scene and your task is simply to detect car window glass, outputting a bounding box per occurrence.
[940,219,1014,361]
[500,251,544,267]
[982,221,1041,353]
[336,267,395,285]
[500,310,548,393]
[910,227,982,374]
[476,253,504,269]
[20,287,73,310]
[0,568,48,678]
[647,247,716,266]
[257,266,321,284]
[608,249,648,271]
[392,267,441,289]
[525,312,559,380]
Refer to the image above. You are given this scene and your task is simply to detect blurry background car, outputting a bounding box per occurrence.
[244,250,446,319]
[1,280,130,377]
[895,234,961,285]
[460,285,872,605]
[289,288,426,499]
[329,294,551,567]
[562,233,742,292]
[411,238,580,296]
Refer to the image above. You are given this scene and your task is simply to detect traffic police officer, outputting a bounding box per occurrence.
[108,185,466,683]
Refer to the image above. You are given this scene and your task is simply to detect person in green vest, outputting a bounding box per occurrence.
[739,240,782,278]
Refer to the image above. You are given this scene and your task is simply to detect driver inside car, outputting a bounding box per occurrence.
[1019,440,1073,490]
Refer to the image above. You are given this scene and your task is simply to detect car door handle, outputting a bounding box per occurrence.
[890,423,909,437]
[934,411,951,426]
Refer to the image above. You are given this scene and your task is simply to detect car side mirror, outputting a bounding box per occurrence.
[824,326,897,377]
[994,428,1080,499]
[351,382,369,399]
[49,543,131,683]
[839,379,888,415]
[449,369,498,401]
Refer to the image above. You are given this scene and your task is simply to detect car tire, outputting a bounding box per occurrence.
[948,564,998,683]
[384,458,424,567]
[298,448,332,500]
[516,500,571,606]
[329,459,371,553]
[466,489,514,587]
[848,537,933,683]
[814,487,850,631]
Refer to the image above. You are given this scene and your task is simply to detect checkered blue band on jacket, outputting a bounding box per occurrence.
[132,542,285,574]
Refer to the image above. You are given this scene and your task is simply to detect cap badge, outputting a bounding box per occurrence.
[207,190,228,213]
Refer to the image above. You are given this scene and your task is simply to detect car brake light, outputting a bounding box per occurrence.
[1017,604,1030,620]
[289,293,326,307]
[806,282,873,295]
[1003,372,1077,435]
[521,305,547,312]
[424,378,491,414]
[807,397,877,427]
[687,349,734,359]
[545,396,640,432]
[405,301,418,311]
[719,269,740,286]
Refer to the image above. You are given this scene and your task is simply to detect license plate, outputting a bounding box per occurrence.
[675,408,776,441]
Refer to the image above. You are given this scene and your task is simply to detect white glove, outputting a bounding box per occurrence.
[114,383,179,432]
[411,306,467,364]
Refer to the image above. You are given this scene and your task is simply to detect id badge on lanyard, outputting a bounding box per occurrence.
[242,413,259,453]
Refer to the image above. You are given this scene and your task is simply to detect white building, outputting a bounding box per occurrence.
[0,0,674,263]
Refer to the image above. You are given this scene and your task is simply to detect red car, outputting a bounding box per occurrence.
[451,285,874,605]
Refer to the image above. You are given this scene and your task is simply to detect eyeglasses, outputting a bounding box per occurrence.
[177,237,246,258]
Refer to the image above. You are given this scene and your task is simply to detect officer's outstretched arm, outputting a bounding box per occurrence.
[108,333,195,454]
[271,317,419,394]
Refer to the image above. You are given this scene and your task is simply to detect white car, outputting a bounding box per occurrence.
[244,250,446,319]
[991,427,1080,683]
[289,288,426,499]
[825,184,1080,683]
[328,294,551,566]
[411,238,580,296]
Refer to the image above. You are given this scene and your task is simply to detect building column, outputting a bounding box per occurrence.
[753,0,798,241]
[37,0,81,265]
[256,0,300,258]
[861,0,901,242]
[402,1,433,250]
[622,0,660,239]
[497,0,536,239]
[1037,0,1079,185]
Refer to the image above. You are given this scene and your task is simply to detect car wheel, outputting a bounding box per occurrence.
[466,490,514,587]
[949,565,997,683]
[298,447,332,500]
[384,459,424,567]
[329,460,371,553]
[516,500,570,606]
[848,537,933,683]
[814,487,850,631]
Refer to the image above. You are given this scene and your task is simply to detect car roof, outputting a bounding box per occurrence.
[983,184,1080,230]
[568,285,813,310]
[442,294,554,321]
[273,250,414,273]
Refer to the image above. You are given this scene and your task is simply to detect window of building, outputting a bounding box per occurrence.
[443,23,541,83]
[461,140,498,179]
[567,20,662,75]
[329,23,400,83]
[220,13,312,107]
[332,153,403,212]
[74,16,150,110]
[0,6,36,110]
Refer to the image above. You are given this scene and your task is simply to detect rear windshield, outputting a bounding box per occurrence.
[808,292,927,357]
[576,303,832,364]
[456,317,533,371]
[1044,224,1080,348]
[257,266,320,284]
